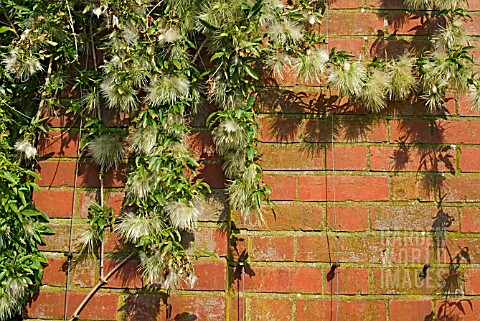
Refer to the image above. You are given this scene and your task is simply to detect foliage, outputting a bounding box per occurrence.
[1,0,479,318]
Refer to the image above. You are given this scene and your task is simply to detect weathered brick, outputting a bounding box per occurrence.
[298,175,389,201]
[196,162,226,189]
[438,238,480,264]
[372,268,442,295]
[33,189,74,218]
[327,205,369,231]
[297,235,385,263]
[320,12,385,36]
[186,261,226,291]
[387,14,428,35]
[434,120,480,144]
[370,146,455,172]
[461,208,480,233]
[390,300,433,321]
[436,300,480,321]
[248,297,294,321]
[243,266,322,293]
[258,117,301,143]
[125,294,166,321]
[167,295,225,321]
[262,175,297,200]
[442,177,480,202]
[371,205,458,231]
[24,291,119,320]
[391,176,436,201]
[42,257,67,287]
[78,190,124,218]
[460,148,480,173]
[104,259,143,289]
[303,119,387,143]
[326,267,369,295]
[185,227,228,257]
[38,131,79,158]
[234,202,325,231]
[251,236,295,261]
[328,38,366,56]
[258,144,324,170]
[296,299,387,321]
[326,145,368,170]
[390,237,434,264]
[465,269,480,295]
[390,120,432,143]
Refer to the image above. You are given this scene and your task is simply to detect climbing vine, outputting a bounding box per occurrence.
[0,0,479,319]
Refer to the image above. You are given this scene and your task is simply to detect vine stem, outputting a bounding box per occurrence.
[35,56,54,121]
[69,252,134,320]
[99,169,105,279]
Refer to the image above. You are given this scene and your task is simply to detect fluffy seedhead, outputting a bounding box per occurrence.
[77,228,100,254]
[387,56,418,101]
[212,119,248,155]
[361,70,392,112]
[146,75,190,106]
[165,197,204,230]
[81,90,100,115]
[429,52,472,93]
[436,21,469,50]
[87,134,125,170]
[328,61,367,98]
[222,150,247,179]
[116,211,162,243]
[294,49,329,84]
[127,167,159,199]
[468,84,480,111]
[0,278,28,321]
[3,49,43,81]
[130,126,158,155]
[404,0,431,9]
[139,251,166,285]
[265,53,292,80]
[100,79,139,112]
[14,140,37,160]
[421,81,447,111]
[268,19,304,45]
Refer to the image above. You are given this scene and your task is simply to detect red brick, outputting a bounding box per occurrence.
[234,202,325,231]
[251,236,295,261]
[372,205,458,231]
[329,0,363,8]
[465,14,480,35]
[462,208,480,232]
[442,177,480,202]
[104,259,143,289]
[436,300,480,321]
[328,38,366,56]
[434,120,480,144]
[298,175,389,201]
[390,120,432,143]
[196,162,226,189]
[370,146,455,172]
[38,131,79,158]
[460,148,480,173]
[458,93,480,116]
[438,238,480,264]
[465,269,480,295]
[327,205,369,231]
[391,176,435,201]
[125,294,166,321]
[33,189,74,218]
[296,300,387,321]
[297,235,385,263]
[326,267,369,295]
[367,0,408,9]
[390,300,433,321]
[167,295,225,321]
[35,161,127,188]
[25,291,119,320]
[186,261,226,291]
[372,268,441,295]
[303,119,387,143]
[189,132,217,159]
[78,190,124,218]
[326,145,368,170]
[258,144,324,170]
[262,175,297,200]
[43,109,79,128]
[320,12,385,36]
[257,89,325,114]
[387,14,428,35]
[40,223,87,252]
[243,266,322,293]
[248,298,294,321]
[258,117,301,143]
[390,237,434,264]
[189,227,228,257]
[70,258,96,288]
[42,257,67,287]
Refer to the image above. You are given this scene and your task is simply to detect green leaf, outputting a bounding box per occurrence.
[244,65,258,80]
[199,19,219,31]
[0,26,15,34]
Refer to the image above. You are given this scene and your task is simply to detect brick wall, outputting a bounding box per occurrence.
[25,1,480,320]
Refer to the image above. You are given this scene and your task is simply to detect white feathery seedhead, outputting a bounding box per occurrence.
[165,197,204,230]
[130,126,158,155]
[163,269,182,290]
[222,150,247,179]
[127,168,158,199]
[387,56,417,101]
[468,84,480,111]
[295,49,329,84]
[328,61,367,98]
[100,79,139,112]
[0,278,28,320]
[421,80,447,111]
[14,140,37,160]
[361,70,392,112]
[164,28,183,43]
[436,21,469,50]
[139,251,166,285]
[77,228,100,254]
[186,273,197,289]
[265,53,292,80]
[3,49,43,81]
[433,0,462,10]
[116,211,159,243]
[146,75,190,106]
[87,134,125,170]
[213,119,248,156]
[268,20,304,45]
[404,0,431,9]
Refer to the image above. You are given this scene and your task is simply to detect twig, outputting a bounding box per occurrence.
[192,38,208,64]
[35,56,54,121]
[64,0,78,61]
[99,170,105,279]
[0,5,19,37]
[69,252,134,320]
